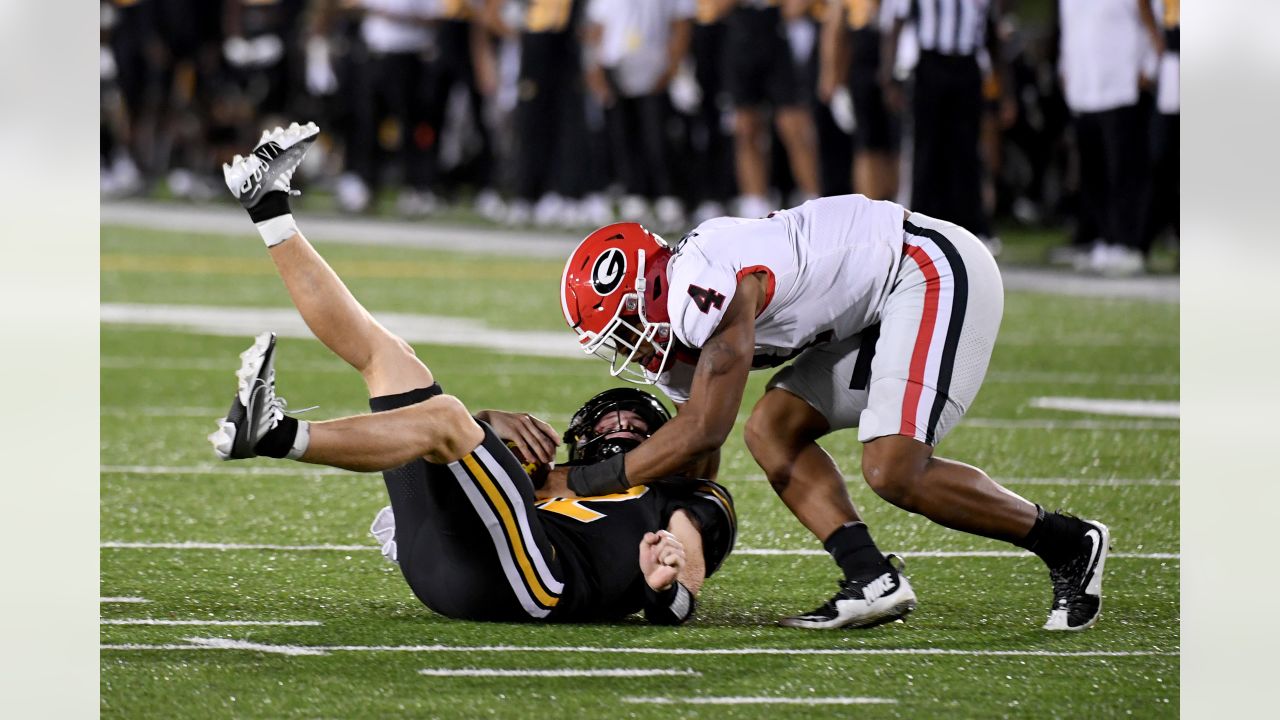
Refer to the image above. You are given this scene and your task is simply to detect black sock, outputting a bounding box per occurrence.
[254,416,299,458]
[1016,505,1085,568]
[248,190,292,223]
[824,522,886,580]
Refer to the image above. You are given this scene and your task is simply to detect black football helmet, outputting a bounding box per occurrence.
[563,387,672,464]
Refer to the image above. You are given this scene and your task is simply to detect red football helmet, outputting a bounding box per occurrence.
[561,223,674,383]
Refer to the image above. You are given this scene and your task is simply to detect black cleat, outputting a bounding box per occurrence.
[208,332,286,460]
[779,554,917,629]
[1043,519,1110,631]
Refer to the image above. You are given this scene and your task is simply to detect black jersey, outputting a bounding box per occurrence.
[537,478,736,622]
[372,384,736,624]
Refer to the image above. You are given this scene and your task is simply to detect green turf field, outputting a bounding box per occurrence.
[101,222,1179,718]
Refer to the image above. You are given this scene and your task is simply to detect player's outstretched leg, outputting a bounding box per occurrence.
[779,553,916,629]
[208,332,310,461]
[1041,518,1110,631]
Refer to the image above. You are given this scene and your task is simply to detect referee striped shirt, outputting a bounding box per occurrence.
[894,0,993,56]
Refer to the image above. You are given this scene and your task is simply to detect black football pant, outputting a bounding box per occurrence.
[604,75,674,199]
[909,52,989,237]
[371,385,565,622]
[1074,102,1150,253]
[347,51,434,191]
[691,22,735,205]
[512,31,589,201]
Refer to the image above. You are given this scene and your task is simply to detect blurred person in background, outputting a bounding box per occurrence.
[583,0,695,232]
[723,0,822,218]
[989,14,1070,230]
[884,0,1012,254]
[1144,0,1178,259]
[801,1,853,199]
[103,0,169,195]
[423,0,500,211]
[487,0,598,228]
[820,0,899,201]
[1055,0,1162,275]
[217,0,309,198]
[687,0,738,224]
[101,1,146,197]
[335,0,438,216]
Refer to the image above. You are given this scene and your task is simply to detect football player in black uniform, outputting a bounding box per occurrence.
[210,123,735,624]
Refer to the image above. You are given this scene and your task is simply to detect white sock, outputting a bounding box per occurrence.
[286,420,311,460]
[255,214,299,248]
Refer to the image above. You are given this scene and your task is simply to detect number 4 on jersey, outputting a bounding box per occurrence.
[688,285,726,313]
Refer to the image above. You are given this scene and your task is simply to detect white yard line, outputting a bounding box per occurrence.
[101,464,1178,486]
[986,370,1178,386]
[99,409,1179,432]
[102,303,582,359]
[419,668,702,678]
[100,619,320,626]
[102,541,373,552]
[101,302,1183,365]
[102,200,1179,303]
[98,541,1178,560]
[100,639,1181,658]
[100,597,150,604]
[996,333,1178,347]
[735,473,1177,486]
[623,696,895,706]
[101,355,1179,387]
[959,417,1177,430]
[102,464,358,477]
[1030,397,1180,419]
[184,638,328,656]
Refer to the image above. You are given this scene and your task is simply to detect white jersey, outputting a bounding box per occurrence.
[656,195,906,401]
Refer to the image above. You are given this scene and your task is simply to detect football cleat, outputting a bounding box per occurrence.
[1043,519,1110,631]
[208,332,288,460]
[779,554,917,629]
[222,122,319,210]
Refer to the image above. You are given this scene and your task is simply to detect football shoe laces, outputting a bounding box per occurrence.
[222,122,319,210]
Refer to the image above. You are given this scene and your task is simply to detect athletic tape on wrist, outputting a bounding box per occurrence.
[567,453,628,496]
[286,420,310,460]
[644,581,695,625]
[256,214,299,248]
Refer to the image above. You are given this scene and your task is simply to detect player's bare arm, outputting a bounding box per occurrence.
[671,401,721,481]
[619,272,766,484]
[638,510,707,624]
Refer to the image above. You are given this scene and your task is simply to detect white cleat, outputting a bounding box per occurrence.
[207,332,287,460]
[223,122,320,210]
[780,554,917,629]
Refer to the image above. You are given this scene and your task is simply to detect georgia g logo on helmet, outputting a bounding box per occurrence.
[591,248,627,296]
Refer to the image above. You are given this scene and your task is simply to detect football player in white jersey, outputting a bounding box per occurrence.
[556,194,1111,631]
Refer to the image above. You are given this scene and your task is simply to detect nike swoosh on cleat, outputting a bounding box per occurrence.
[1082,528,1101,590]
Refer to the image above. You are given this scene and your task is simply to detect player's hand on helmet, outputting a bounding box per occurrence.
[640,529,685,592]
[476,410,559,465]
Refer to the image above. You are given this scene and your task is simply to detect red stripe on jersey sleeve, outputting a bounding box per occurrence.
[735,265,777,317]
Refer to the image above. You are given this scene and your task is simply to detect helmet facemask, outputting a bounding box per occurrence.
[563,388,672,463]
[576,248,674,385]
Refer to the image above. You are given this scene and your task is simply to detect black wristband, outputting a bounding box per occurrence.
[643,581,696,625]
[567,453,628,496]
[248,190,293,223]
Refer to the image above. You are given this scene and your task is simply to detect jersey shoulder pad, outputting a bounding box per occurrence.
[667,251,739,349]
